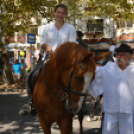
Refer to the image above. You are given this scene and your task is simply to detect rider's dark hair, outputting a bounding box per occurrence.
[54,4,67,13]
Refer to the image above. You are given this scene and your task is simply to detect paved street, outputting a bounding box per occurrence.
[0,90,102,134]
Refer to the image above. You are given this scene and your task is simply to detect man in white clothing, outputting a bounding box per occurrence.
[88,44,134,134]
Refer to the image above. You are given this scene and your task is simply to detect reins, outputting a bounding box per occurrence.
[65,59,77,95]
[44,76,65,101]
[44,59,88,101]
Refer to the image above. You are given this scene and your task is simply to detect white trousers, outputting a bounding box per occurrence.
[102,113,133,134]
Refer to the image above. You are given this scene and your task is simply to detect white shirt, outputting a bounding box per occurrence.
[88,62,134,114]
[40,22,76,58]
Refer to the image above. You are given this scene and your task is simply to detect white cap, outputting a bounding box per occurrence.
[109,45,118,52]
[109,45,118,57]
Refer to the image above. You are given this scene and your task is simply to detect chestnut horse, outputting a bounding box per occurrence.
[33,42,109,134]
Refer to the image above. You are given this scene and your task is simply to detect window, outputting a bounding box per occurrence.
[87,19,103,32]
[120,20,125,27]
[127,20,133,27]
[119,19,133,28]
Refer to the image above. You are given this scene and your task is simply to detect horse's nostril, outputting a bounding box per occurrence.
[69,107,75,113]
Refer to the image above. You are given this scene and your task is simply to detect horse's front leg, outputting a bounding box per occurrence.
[78,113,84,134]
[58,114,73,134]
[38,114,51,134]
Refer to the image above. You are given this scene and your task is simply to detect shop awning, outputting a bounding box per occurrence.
[5,43,37,50]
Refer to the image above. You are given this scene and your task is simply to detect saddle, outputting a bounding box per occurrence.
[26,55,50,95]
[26,60,44,95]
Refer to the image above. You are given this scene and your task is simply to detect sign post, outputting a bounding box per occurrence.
[27,33,36,70]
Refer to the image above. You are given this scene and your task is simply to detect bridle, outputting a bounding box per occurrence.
[44,59,88,101]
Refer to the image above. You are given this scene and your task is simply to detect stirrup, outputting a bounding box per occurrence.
[30,102,37,116]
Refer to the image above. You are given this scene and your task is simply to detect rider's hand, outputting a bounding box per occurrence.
[46,45,52,55]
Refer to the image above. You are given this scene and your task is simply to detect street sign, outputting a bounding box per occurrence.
[27,33,36,44]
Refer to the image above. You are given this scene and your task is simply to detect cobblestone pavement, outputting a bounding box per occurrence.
[0,90,102,134]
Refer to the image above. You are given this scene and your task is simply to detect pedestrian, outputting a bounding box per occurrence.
[88,43,134,134]
[76,31,88,49]
[21,59,27,84]
[12,59,23,89]
[19,3,76,116]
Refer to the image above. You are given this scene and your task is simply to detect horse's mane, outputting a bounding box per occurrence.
[47,42,89,67]
[45,42,90,82]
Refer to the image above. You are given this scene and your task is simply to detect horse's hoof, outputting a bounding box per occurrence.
[86,117,92,122]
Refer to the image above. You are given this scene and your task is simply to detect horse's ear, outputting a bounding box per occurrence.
[82,52,95,63]
[94,52,111,62]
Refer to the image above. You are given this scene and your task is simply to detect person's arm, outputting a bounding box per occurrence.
[41,44,52,55]
[88,66,103,98]
[68,25,76,42]
[40,25,52,55]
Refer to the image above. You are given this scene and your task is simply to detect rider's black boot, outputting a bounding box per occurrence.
[30,102,37,116]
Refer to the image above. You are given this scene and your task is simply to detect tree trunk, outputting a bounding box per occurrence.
[1,43,14,85]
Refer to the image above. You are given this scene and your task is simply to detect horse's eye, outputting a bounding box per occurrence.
[75,76,84,83]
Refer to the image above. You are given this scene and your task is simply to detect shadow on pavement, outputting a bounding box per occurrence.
[0,93,43,134]
[0,93,102,134]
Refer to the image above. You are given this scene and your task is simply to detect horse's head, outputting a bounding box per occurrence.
[60,49,95,114]
[48,42,110,114]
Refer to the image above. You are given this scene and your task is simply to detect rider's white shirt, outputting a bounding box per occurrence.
[88,62,134,114]
[40,22,76,59]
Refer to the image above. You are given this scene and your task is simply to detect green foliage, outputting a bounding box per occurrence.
[0,0,57,47]
[79,0,134,21]
[0,0,134,46]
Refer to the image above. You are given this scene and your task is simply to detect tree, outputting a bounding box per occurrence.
[0,0,20,84]
[0,0,58,84]
[0,0,71,84]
